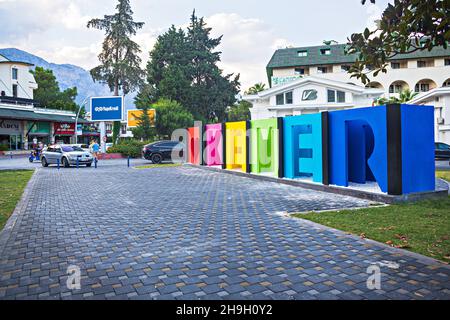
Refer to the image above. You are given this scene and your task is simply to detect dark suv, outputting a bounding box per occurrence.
[142,141,184,164]
[435,142,450,160]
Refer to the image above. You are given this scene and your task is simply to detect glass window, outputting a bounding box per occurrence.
[341,65,351,72]
[285,91,293,104]
[297,50,308,57]
[445,59,450,66]
[327,90,336,103]
[317,67,328,74]
[294,68,305,75]
[276,94,284,105]
[417,60,426,68]
[12,84,18,97]
[12,68,18,80]
[320,48,331,55]
[391,62,400,69]
[337,91,345,103]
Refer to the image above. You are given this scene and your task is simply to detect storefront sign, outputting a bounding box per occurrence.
[271,76,301,87]
[127,109,156,128]
[90,96,124,121]
[0,119,22,134]
[54,122,75,135]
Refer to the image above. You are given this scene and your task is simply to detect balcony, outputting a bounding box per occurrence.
[0,95,36,106]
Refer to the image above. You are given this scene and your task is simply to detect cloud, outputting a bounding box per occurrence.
[206,13,292,91]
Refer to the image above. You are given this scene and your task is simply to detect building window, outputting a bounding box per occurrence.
[415,83,430,92]
[341,65,351,72]
[12,68,18,80]
[12,84,18,97]
[337,91,345,103]
[417,60,427,68]
[320,48,331,55]
[276,93,284,105]
[445,59,450,66]
[391,62,400,69]
[294,68,305,75]
[297,50,308,57]
[317,66,329,74]
[389,84,403,93]
[327,90,335,103]
[285,91,293,104]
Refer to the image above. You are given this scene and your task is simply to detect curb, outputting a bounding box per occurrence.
[293,216,450,269]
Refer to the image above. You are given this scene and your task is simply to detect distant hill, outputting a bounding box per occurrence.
[0,48,136,110]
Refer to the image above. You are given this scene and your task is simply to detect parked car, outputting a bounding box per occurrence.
[70,144,90,152]
[435,142,450,160]
[41,144,93,167]
[142,141,184,164]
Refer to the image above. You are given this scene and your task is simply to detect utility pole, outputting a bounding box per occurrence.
[74,97,90,144]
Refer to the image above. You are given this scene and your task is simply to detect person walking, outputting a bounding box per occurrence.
[91,139,100,160]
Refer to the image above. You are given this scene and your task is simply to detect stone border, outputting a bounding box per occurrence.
[0,168,38,257]
[292,216,450,269]
[187,164,448,204]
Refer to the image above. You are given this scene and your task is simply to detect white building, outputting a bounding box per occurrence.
[0,54,37,100]
[266,43,450,99]
[409,87,450,145]
[243,76,383,119]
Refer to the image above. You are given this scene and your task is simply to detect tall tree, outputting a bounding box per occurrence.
[31,67,80,114]
[347,0,449,84]
[87,0,144,143]
[153,99,194,138]
[131,106,155,141]
[136,10,240,122]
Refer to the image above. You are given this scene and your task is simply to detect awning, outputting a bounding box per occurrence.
[0,107,89,123]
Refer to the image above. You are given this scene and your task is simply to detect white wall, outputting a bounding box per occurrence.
[0,62,37,99]
[272,59,450,98]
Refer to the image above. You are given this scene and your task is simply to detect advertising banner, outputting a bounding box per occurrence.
[90,96,124,122]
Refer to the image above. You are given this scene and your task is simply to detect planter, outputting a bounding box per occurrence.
[98,153,125,160]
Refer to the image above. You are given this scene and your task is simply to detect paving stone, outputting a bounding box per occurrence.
[0,164,448,300]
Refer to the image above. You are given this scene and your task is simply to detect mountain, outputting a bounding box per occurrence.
[0,48,136,110]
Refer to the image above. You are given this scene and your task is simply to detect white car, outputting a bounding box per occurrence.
[70,144,90,152]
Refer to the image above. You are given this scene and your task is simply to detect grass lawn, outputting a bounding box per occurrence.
[436,170,450,182]
[0,170,34,231]
[133,163,182,170]
[294,197,450,263]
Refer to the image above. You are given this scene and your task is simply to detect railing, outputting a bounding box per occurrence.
[0,95,36,106]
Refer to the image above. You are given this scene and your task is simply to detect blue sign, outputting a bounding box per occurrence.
[90,96,124,121]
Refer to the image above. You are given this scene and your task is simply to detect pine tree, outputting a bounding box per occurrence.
[137,10,240,123]
[87,0,144,144]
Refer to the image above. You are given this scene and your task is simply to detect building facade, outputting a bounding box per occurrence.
[0,54,90,151]
[266,44,450,99]
[243,76,383,119]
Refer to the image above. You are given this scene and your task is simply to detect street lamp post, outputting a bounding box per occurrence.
[75,97,90,144]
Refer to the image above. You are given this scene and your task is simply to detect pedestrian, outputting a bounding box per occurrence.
[91,139,100,160]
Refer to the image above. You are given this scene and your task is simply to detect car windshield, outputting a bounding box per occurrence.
[62,146,83,152]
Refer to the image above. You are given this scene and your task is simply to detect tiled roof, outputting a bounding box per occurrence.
[267,43,450,69]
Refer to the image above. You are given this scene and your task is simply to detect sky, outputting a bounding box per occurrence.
[0,0,391,91]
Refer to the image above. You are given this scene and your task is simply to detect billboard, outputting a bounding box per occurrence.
[90,96,124,122]
[54,122,75,135]
[127,109,156,128]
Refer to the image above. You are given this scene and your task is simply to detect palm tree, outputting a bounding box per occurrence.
[374,89,419,106]
[246,83,266,95]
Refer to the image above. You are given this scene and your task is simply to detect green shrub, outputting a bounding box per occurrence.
[106,140,146,158]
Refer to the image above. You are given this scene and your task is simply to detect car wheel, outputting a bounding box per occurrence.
[62,157,70,168]
[151,153,162,164]
[86,163,92,167]
[41,157,48,167]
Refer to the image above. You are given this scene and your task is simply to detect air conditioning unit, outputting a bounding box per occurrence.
[437,117,445,125]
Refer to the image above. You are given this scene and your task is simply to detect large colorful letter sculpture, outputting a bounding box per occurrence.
[187,126,201,165]
[283,113,328,184]
[250,118,281,177]
[204,123,223,166]
[184,104,435,196]
[328,104,434,195]
[225,121,249,173]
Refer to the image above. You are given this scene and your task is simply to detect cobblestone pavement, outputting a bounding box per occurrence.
[0,164,449,300]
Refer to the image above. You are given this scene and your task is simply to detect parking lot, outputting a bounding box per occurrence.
[0,158,449,300]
